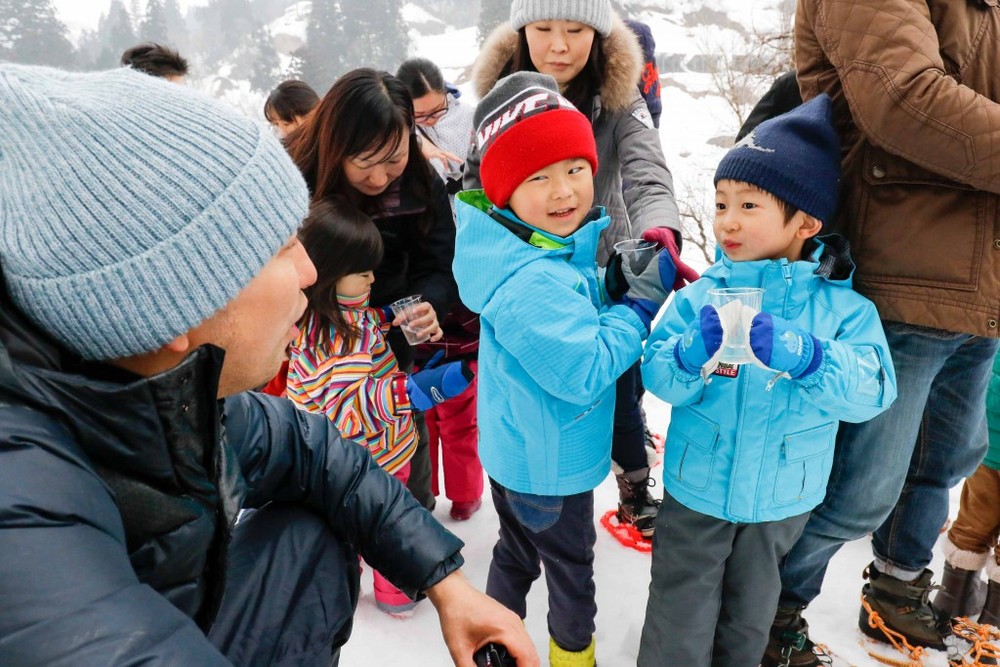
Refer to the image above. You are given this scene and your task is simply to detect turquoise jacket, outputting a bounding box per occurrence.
[642,238,897,523]
[453,191,646,495]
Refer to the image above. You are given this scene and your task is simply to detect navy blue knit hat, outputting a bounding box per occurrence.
[715,94,840,225]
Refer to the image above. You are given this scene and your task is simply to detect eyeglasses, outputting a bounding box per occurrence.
[414,96,450,123]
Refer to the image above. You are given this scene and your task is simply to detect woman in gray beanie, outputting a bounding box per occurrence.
[465,0,687,605]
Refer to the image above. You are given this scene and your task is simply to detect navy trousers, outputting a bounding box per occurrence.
[486,478,597,652]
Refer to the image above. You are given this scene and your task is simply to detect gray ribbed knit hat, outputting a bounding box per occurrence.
[510,0,613,37]
[0,65,308,360]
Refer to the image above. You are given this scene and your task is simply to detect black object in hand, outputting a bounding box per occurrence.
[473,642,516,667]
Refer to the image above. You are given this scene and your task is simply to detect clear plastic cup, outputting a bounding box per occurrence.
[707,287,764,365]
[614,238,657,273]
[389,294,431,345]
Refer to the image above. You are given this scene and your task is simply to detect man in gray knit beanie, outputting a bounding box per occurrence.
[0,65,536,667]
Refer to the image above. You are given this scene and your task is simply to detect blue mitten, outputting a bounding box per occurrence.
[674,305,724,376]
[407,361,474,411]
[749,313,823,378]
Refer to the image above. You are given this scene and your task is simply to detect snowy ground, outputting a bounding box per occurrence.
[343,386,962,666]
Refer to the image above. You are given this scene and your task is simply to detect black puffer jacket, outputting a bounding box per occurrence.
[0,275,464,665]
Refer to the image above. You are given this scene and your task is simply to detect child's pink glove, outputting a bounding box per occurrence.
[641,227,700,290]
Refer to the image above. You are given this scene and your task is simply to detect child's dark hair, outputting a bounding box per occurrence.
[502,28,606,115]
[120,43,189,79]
[395,57,446,98]
[264,80,320,124]
[745,182,799,224]
[298,196,384,348]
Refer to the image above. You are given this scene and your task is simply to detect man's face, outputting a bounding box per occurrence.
[186,235,316,397]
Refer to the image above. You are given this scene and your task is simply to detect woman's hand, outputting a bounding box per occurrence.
[393,301,444,342]
[420,137,463,174]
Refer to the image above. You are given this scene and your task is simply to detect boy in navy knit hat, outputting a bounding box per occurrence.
[636,95,899,667]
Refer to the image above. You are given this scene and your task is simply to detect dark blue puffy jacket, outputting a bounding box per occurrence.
[624,19,661,128]
[0,273,463,665]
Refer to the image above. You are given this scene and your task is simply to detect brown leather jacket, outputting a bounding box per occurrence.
[796,0,1000,337]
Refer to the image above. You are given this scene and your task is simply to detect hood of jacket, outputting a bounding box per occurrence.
[473,15,643,115]
[453,189,609,314]
[0,270,242,628]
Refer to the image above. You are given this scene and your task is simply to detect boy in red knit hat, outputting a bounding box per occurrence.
[452,71,678,666]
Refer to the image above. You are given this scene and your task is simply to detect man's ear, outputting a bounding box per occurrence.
[796,213,823,240]
[163,333,190,353]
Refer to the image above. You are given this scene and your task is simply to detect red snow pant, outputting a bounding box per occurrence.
[425,360,483,503]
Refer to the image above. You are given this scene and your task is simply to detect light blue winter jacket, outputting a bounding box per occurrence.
[453,191,647,495]
[642,238,897,523]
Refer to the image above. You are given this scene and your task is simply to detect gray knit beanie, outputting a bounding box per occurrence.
[510,0,613,37]
[0,65,308,360]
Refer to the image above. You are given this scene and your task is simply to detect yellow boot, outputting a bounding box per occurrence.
[549,636,596,667]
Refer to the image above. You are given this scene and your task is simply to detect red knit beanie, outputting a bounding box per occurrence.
[473,72,598,209]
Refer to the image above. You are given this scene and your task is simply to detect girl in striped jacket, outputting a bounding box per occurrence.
[285,197,472,616]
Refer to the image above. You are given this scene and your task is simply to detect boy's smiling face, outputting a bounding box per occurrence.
[507,158,594,237]
[714,179,821,262]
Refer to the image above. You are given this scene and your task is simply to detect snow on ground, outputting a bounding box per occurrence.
[344,389,961,666]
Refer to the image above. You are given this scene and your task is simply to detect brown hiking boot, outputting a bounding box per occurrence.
[859,563,951,650]
[760,606,832,667]
[614,466,660,538]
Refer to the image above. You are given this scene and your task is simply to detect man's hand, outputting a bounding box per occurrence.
[426,571,540,667]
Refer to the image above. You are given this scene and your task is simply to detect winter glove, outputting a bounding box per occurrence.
[406,360,474,411]
[674,305,725,378]
[606,248,677,331]
[748,313,823,379]
[641,226,700,290]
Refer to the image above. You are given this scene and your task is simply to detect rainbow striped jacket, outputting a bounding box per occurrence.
[286,295,416,474]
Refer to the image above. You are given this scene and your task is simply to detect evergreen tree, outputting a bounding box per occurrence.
[129,0,144,33]
[189,0,256,66]
[90,0,138,69]
[232,25,282,94]
[0,0,75,67]
[295,0,344,93]
[477,0,508,45]
[340,0,410,72]
[141,0,169,43]
[162,0,188,52]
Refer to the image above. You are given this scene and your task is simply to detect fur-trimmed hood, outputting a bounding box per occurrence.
[473,15,643,115]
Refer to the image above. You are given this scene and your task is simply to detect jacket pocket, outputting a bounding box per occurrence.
[664,411,720,492]
[851,143,987,291]
[773,423,836,506]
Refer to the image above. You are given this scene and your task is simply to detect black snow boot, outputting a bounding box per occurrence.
[859,563,951,651]
[614,466,660,538]
[933,561,987,619]
[760,606,832,667]
[980,578,1000,628]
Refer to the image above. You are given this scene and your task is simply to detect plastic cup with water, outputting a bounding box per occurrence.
[707,287,764,364]
[614,238,657,273]
[390,294,431,345]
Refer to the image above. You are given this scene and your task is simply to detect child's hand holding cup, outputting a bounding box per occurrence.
[390,295,442,345]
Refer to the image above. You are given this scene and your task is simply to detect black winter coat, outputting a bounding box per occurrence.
[368,174,458,369]
[0,275,464,665]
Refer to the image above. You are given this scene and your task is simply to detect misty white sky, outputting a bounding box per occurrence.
[52,0,208,34]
